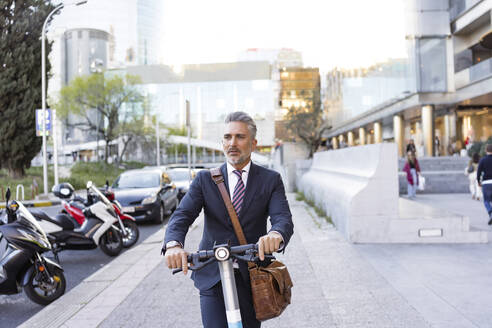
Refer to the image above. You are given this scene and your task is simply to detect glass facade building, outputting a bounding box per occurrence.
[324,0,492,157]
[121,62,278,147]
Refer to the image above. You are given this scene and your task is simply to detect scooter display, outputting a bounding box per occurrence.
[0,189,66,305]
[53,182,139,248]
[31,181,123,261]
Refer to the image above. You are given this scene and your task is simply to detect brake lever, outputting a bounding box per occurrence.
[172,257,216,275]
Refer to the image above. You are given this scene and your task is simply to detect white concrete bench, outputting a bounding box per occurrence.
[297,143,487,243]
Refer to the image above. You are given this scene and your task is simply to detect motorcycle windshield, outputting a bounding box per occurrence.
[89,184,112,207]
[16,201,48,241]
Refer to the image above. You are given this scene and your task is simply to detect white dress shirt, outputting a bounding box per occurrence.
[226,161,251,198]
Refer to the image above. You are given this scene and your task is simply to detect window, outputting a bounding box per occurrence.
[417,38,447,92]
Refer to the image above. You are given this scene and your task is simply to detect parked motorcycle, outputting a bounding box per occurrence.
[53,181,139,248]
[31,181,124,261]
[0,189,66,305]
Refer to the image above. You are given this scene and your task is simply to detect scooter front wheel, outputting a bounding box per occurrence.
[99,227,123,256]
[24,266,66,305]
[122,220,139,248]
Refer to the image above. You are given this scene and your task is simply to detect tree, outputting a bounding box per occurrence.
[56,74,144,163]
[284,99,329,158]
[0,0,56,178]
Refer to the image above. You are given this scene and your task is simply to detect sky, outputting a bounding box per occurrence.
[161,0,408,72]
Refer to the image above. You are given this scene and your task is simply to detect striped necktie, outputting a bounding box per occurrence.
[232,170,245,214]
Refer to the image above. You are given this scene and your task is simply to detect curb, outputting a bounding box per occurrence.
[0,200,61,209]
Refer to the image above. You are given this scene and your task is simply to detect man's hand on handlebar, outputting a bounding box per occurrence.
[165,247,189,275]
[257,231,282,261]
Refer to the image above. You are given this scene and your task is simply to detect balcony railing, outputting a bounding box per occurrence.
[469,57,492,82]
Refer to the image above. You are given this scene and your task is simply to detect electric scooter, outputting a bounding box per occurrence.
[0,189,66,305]
[172,243,273,327]
[31,181,124,261]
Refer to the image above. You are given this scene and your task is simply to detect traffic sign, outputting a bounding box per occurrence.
[35,109,52,136]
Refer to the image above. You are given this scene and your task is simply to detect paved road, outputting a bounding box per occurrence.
[0,205,167,328]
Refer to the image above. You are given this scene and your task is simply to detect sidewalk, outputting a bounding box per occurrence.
[21,193,492,327]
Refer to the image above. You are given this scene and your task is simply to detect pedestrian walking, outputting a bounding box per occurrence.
[477,144,492,225]
[403,151,421,199]
[465,153,482,200]
[435,136,441,156]
[163,111,294,328]
[447,137,456,156]
[406,139,417,156]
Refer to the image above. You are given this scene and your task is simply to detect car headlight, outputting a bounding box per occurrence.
[142,194,157,205]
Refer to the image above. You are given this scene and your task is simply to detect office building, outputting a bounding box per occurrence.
[324,0,492,157]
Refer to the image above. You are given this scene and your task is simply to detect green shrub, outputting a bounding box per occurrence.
[63,162,125,189]
[121,161,147,169]
[0,161,141,200]
[0,166,53,200]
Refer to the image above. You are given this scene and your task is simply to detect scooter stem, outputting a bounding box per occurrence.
[218,259,243,328]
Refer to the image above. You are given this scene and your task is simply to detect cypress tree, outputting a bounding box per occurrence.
[0,0,55,177]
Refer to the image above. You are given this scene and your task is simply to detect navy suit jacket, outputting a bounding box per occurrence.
[164,162,294,291]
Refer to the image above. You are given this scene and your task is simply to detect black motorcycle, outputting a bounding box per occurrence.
[0,189,66,305]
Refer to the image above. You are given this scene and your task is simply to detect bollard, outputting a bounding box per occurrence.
[16,184,25,201]
[33,179,39,197]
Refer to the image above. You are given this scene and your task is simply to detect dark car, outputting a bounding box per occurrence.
[111,169,179,224]
[167,168,196,200]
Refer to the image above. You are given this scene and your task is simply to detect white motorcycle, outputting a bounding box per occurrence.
[31,181,124,261]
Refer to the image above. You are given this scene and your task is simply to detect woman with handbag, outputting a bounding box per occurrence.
[403,151,421,199]
[465,153,482,200]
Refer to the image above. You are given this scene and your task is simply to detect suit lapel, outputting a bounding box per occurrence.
[239,162,259,219]
[217,163,234,228]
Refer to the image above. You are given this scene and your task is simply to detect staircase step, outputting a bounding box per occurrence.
[399,171,469,194]
[391,198,488,243]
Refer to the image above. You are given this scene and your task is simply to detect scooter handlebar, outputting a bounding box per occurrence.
[171,244,274,275]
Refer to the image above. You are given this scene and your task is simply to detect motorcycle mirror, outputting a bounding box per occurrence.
[5,188,10,205]
[86,181,93,189]
[105,180,109,190]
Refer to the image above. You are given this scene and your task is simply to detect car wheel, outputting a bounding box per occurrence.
[153,203,165,224]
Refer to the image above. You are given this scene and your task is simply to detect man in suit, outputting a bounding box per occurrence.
[478,143,492,224]
[163,111,294,328]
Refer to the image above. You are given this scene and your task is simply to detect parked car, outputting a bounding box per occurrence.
[111,168,179,224]
[166,167,195,200]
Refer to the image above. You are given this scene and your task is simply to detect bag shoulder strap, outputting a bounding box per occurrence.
[210,167,248,245]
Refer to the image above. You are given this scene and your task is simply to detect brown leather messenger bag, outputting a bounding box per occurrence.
[210,167,293,321]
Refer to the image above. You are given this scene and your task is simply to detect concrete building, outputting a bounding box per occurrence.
[324,0,492,157]
[49,0,163,67]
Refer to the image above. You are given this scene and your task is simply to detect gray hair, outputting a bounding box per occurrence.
[224,111,257,140]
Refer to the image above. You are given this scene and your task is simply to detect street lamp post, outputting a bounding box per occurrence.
[41,0,88,195]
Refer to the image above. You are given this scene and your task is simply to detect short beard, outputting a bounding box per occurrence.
[224,151,249,166]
